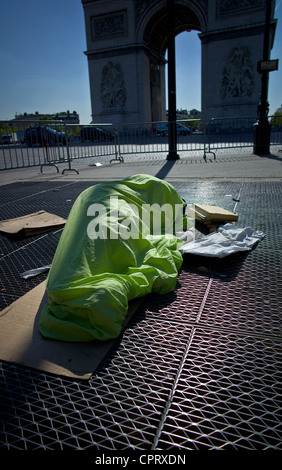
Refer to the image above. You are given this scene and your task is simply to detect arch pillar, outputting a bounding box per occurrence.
[84,45,166,128]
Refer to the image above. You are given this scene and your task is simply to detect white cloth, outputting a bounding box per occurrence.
[179,223,264,258]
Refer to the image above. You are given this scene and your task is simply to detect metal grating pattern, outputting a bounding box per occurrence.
[0,231,62,309]
[157,329,282,450]
[199,250,282,337]
[141,268,211,324]
[0,318,194,450]
[0,179,282,450]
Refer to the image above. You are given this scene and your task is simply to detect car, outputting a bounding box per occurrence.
[1,134,13,144]
[23,126,67,147]
[156,122,191,136]
[80,126,114,142]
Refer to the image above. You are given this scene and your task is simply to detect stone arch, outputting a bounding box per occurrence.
[134,2,206,122]
[82,0,277,127]
[136,1,207,54]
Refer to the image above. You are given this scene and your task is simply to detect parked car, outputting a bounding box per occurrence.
[1,134,13,144]
[156,123,191,136]
[80,126,114,142]
[23,126,67,147]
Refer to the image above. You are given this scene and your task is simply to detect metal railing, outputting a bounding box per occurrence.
[113,116,282,160]
[1,116,281,171]
[115,119,203,160]
[0,120,118,173]
[203,115,282,159]
[0,120,70,172]
[63,123,120,166]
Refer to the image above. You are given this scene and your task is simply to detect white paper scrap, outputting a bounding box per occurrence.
[179,223,264,258]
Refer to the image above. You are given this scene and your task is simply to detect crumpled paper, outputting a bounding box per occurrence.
[179,223,264,258]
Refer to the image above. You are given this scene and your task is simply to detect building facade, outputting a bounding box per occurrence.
[12,112,80,124]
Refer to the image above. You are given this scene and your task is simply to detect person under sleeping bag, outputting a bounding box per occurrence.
[39,174,190,342]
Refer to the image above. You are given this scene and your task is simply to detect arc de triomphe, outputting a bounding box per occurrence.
[82,0,277,128]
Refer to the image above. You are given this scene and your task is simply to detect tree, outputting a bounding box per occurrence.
[39,114,53,121]
[184,116,201,130]
[270,107,282,129]
[0,122,17,142]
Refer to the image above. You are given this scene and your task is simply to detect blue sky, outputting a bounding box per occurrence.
[0,0,281,124]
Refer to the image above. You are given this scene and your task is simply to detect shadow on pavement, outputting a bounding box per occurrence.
[154,159,178,179]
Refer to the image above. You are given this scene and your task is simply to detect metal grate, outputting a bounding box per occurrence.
[0,231,62,309]
[157,329,282,450]
[198,250,282,337]
[0,180,281,450]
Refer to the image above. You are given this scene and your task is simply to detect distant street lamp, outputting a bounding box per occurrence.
[253,0,277,155]
[166,0,179,160]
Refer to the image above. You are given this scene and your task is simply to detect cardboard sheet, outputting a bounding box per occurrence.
[0,210,66,237]
[0,282,143,380]
[187,203,238,231]
[187,204,238,223]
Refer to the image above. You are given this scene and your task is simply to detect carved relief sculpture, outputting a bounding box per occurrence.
[91,10,127,39]
[100,62,127,108]
[218,0,263,16]
[221,46,254,99]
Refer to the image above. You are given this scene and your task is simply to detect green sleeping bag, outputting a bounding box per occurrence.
[39,174,189,342]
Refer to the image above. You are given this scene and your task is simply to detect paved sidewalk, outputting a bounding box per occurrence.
[0,149,281,185]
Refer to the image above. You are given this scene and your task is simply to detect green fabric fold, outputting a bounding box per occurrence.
[39,174,189,342]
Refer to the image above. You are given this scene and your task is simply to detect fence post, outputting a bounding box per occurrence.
[203,119,216,161]
[40,124,59,173]
[62,123,79,174]
[203,122,207,161]
[110,127,124,163]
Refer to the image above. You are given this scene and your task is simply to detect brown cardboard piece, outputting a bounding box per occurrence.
[187,203,238,231]
[0,282,143,380]
[0,210,66,237]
